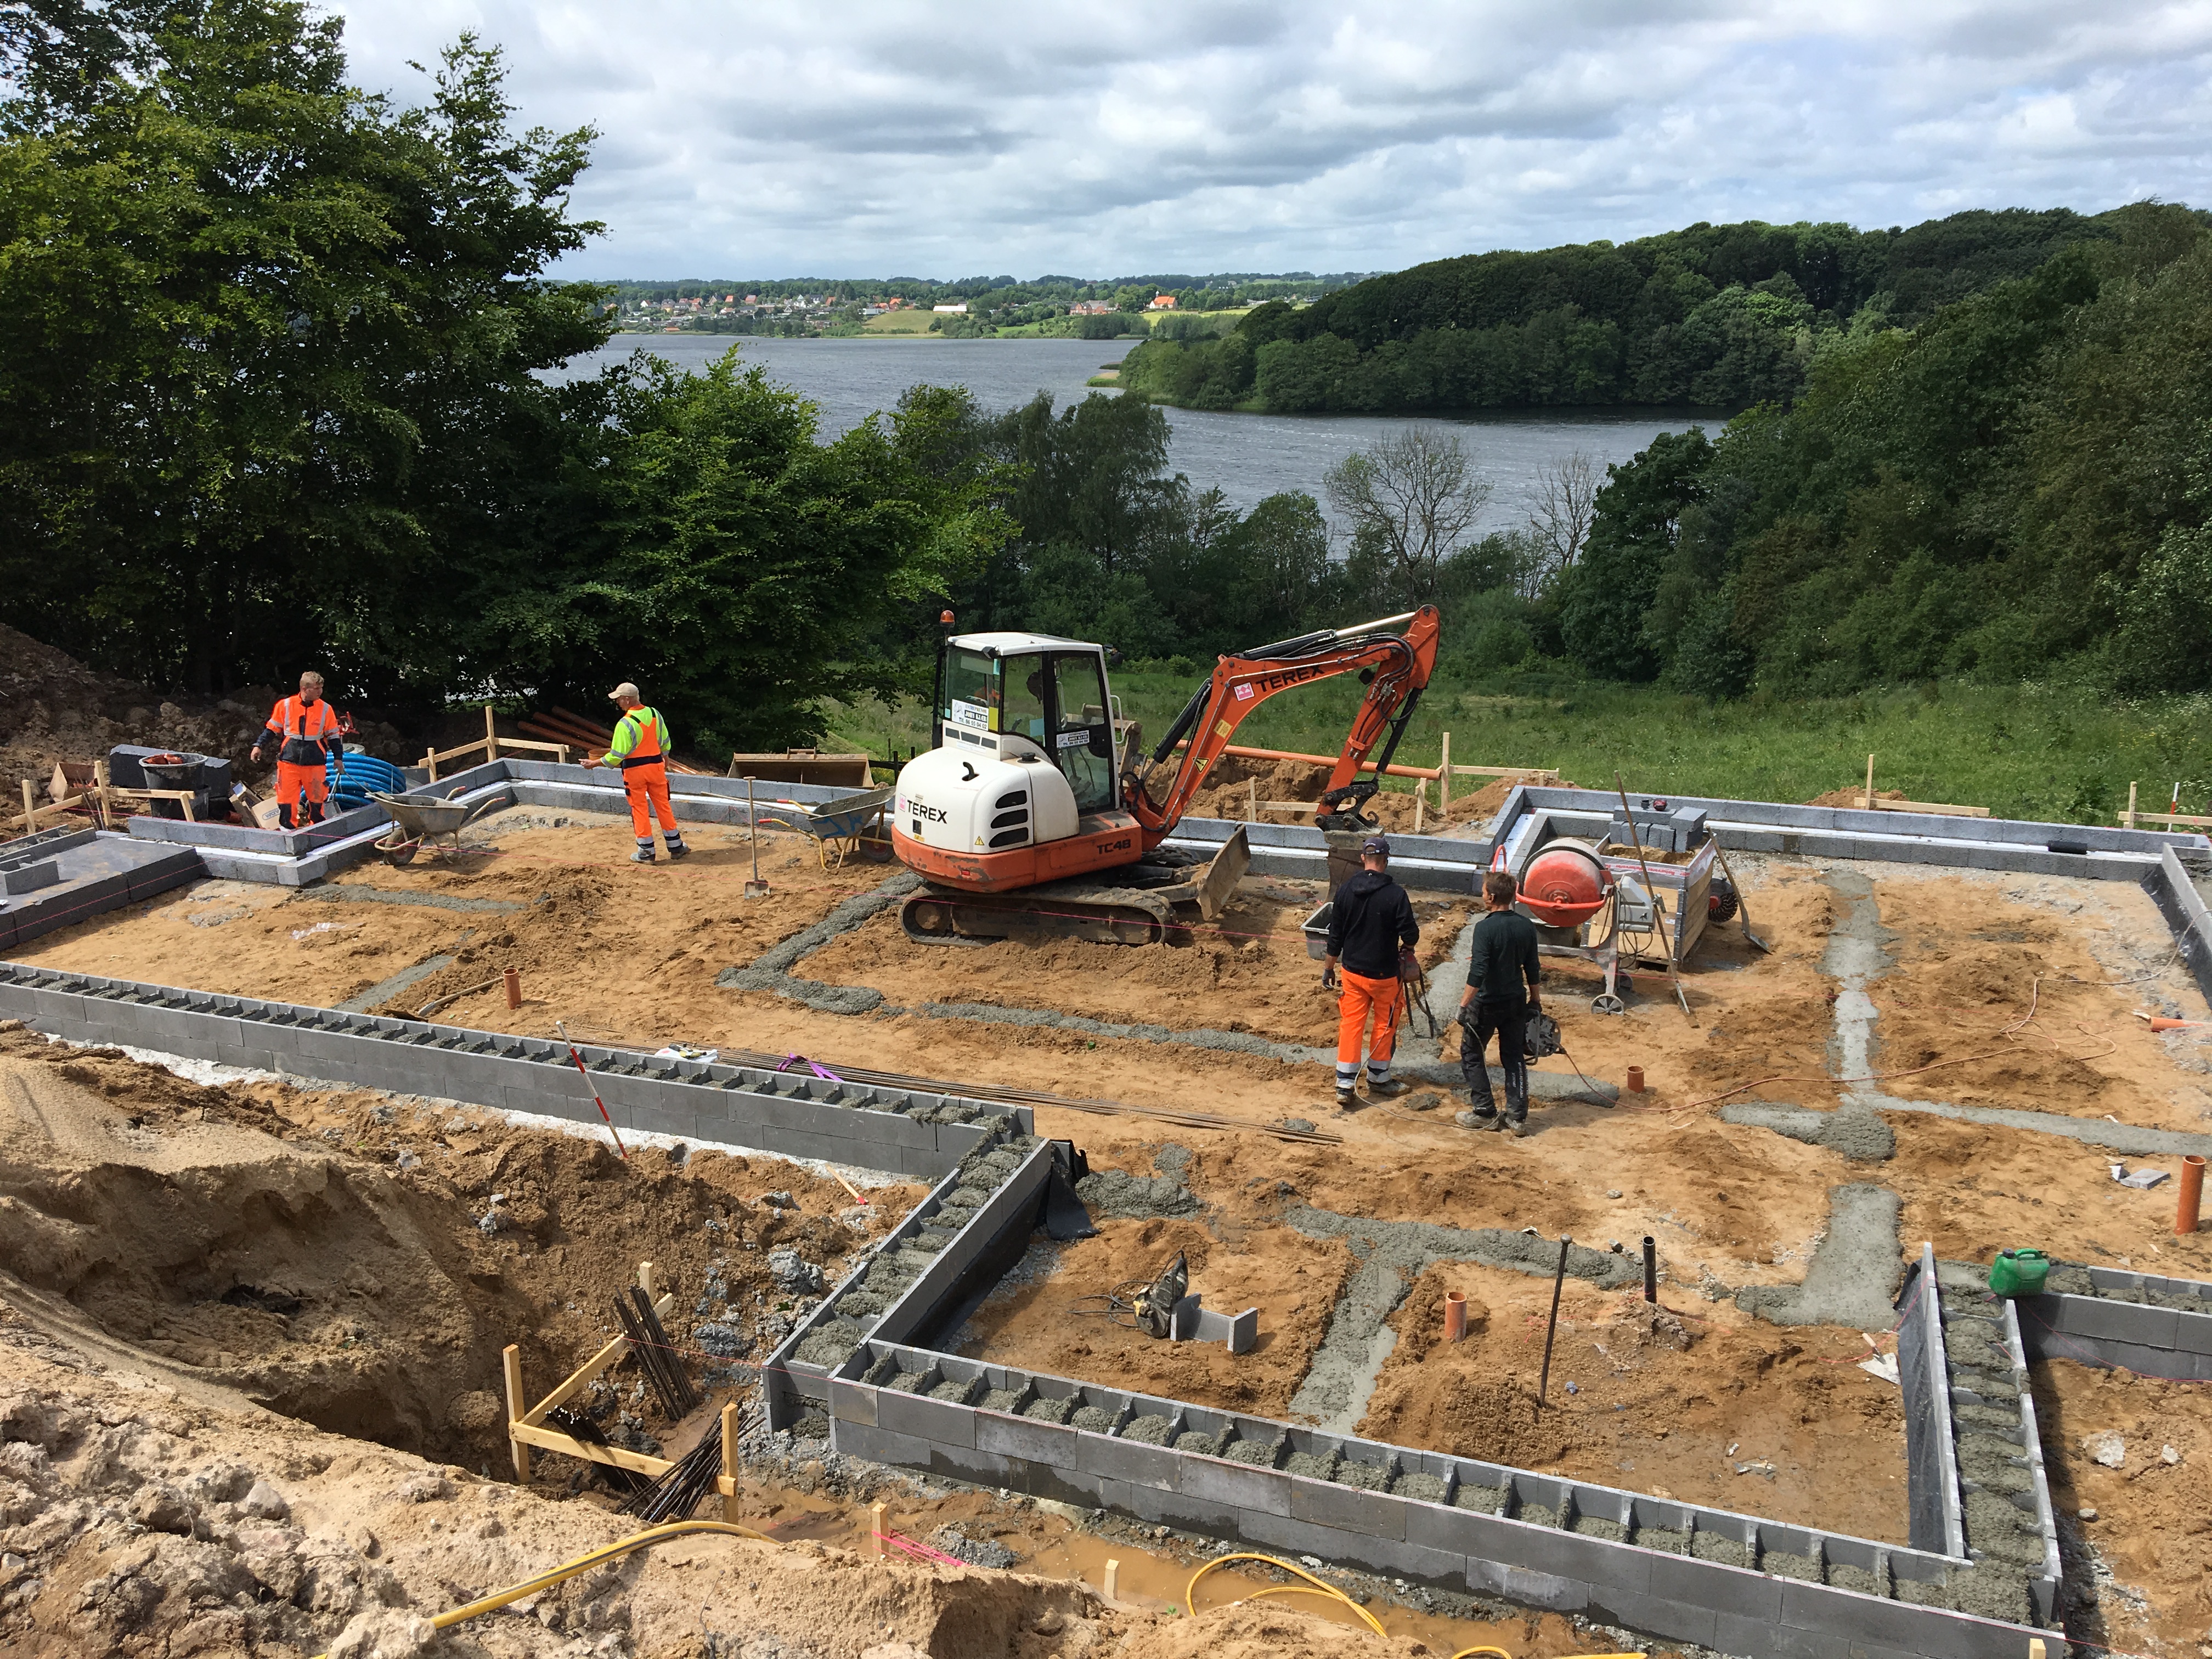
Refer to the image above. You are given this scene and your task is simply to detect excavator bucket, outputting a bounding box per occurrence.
[1193,824,1250,922]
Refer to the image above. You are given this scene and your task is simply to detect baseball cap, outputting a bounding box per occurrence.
[607,681,641,703]
[1361,835,1391,856]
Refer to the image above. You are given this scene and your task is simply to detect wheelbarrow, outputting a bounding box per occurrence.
[759,786,895,870]
[369,786,504,867]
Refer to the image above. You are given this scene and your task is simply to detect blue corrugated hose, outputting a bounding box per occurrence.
[328,753,407,809]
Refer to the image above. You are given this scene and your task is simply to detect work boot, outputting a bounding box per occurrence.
[1367,1077,1410,1099]
[1335,1087,1359,1112]
[631,847,657,864]
[666,839,691,861]
[1453,1107,1498,1131]
[1506,1116,1530,1138]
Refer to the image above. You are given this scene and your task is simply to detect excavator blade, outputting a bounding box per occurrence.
[1193,824,1250,922]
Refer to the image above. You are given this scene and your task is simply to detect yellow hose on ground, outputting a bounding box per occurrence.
[1185,1552,1387,1637]
[308,1519,776,1657]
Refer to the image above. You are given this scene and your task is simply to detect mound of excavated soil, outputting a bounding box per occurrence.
[0,1024,915,1474]
[1807,787,1909,808]
[0,622,408,790]
[1182,755,1562,837]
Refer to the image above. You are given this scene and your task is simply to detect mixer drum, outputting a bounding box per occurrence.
[1518,840,1612,929]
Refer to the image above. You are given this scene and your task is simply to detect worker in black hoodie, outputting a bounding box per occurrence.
[1455,868,1543,1135]
[1322,835,1420,1111]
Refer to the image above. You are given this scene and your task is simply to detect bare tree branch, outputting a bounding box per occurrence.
[1522,449,1599,596]
[1323,429,1492,602]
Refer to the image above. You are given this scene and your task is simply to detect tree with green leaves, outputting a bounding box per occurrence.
[0,0,608,698]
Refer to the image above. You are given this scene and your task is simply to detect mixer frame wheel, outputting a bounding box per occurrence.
[1591,993,1626,1015]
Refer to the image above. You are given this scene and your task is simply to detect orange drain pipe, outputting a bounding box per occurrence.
[2180,1155,2205,1237]
[1444,1291,1468,1342]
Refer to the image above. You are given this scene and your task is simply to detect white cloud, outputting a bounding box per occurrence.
[325,0,2212,276]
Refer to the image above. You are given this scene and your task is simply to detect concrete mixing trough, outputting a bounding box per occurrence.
[7,764,2212,1656]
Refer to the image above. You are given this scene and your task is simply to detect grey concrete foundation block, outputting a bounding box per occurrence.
[829,1379,877,1426]
[1289,1476,1406,1541]
[924,1441,1014,1488]
[1467,1559,1592,1613]
[1181,1455,1292,1517]
[1645,1550,1782,1620]
[828,1420,930,1466]
[2057,1295,2181,1347]
[975,1413,1078,1468]
[1585,1588,1719,1651]
[1012,1461,1101,1508]
[2174,1313,2212,1356]
[874,1389,977,1448]
[1074,1429,1182,1494]
[1122,1483,1241,1537]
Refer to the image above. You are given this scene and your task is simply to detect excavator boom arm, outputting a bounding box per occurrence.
[1128,606,1441,837]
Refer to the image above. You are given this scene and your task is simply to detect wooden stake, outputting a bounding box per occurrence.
[871,1500,888,1556]
[95,758,113,830]
[424,748,438,783]
[502,1344,532,1482]
[1413,778,1426,833]
[721,1402,740,1522]
[1438,732,1450,811]
[20,780,35,837]
[1247,777,1257,823]
[1103,1558,1120,1599]
[637,1261,657,1302]
[2028,1640,2047,1659]
[484,704,500,763]
[2126,781,2138,830]
[1864,753,1875,811]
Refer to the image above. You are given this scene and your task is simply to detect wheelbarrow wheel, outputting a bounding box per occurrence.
[379,836,421,868]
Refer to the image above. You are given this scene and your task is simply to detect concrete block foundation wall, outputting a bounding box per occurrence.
[762,1139,1057,1425]
[2014,1264,2212,1381]
[0,962,1026,1180]
[821,1339,2052,1659]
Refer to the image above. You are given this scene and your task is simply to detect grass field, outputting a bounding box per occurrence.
[823,670,2212,826]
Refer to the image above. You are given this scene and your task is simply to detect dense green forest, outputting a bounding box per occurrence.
[1115,207,2200,414]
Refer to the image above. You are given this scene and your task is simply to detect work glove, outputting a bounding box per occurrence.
[1321,962,1340,992]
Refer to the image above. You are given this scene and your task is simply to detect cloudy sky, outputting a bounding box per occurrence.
[329,0,2212,280]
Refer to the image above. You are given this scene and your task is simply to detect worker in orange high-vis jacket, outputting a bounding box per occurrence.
[582,682,690,864]
[250,672,347,830]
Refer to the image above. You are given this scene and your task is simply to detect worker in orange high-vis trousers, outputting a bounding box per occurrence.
[1319,835,1420,1111]
[582,682,689,864]
[250,672,346,830]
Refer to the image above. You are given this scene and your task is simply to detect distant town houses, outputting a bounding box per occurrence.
[1069,300,1114,314]
[1146,293,1177,309]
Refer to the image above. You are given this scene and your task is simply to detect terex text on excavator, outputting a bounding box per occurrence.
[891,607,1441,945]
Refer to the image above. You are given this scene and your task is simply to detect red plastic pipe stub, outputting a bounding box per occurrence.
[504,967,521,1011]
[2180,1154,2205,1238]
[1625,1066,1645,1093]
[1443,1291,1468,1343]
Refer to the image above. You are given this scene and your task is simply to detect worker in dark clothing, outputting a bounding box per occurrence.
[1455,868,1543,1136]
[1322,835,1420,1111]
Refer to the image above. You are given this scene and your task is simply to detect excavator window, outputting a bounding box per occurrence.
[939,647,995,745]
[1049,652,1116,814]
[1002,655,1049,745]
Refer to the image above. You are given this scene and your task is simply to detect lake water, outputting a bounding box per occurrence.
[550,334,1717,535]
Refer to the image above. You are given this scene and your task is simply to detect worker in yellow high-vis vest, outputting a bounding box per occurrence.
[582,683,690,864]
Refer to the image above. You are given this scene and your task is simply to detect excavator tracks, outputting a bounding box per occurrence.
[898,826,1250,949]
[900,882,1178,946]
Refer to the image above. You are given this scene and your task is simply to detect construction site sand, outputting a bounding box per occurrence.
[2033,1358,2212,1655]
[1358,1262,1909,1543]
[0,1025,919,1477]
[951,1217,1358,1421]
[18,825,2210,1291]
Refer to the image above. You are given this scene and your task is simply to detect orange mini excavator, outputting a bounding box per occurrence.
[891,606,1441,945]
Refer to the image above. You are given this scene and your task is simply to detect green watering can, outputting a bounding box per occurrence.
[1988,1249,2049,1297]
